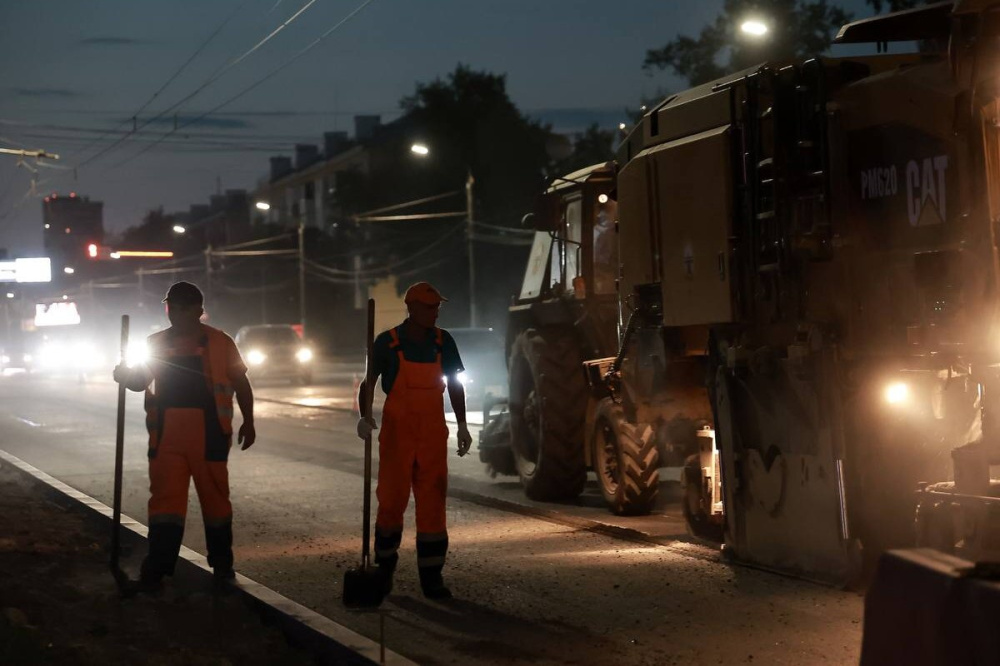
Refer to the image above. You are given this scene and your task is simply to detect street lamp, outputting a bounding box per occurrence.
[64,267,75,275]
[255,201,271,211]
[172,225,186,234]
[740,19,769,37]
[409,143,477,326]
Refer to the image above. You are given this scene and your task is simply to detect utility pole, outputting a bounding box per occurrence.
[466,170,476,328]
[298,223,306,338]
[204,244,212,311]
[353,253,362,309]
[136,267,144,307]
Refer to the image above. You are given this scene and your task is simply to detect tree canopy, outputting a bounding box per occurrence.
[865,0,926,12]
[643,0,853,87]
[396,64,553,225]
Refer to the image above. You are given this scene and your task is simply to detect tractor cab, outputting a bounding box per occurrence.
[511,162,620,361]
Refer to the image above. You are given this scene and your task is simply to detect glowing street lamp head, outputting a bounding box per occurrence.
[255,201,271,211]
[741,19,769,37]
[172,225,186,234]
[410,143,430,156]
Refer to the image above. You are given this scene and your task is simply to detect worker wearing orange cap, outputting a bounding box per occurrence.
[114,281,256,593]
[356,281,472,599]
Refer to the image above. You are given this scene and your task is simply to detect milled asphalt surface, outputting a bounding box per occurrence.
[0,366,864,665]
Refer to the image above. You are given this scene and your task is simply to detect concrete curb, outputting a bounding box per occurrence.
[0,448,417,666]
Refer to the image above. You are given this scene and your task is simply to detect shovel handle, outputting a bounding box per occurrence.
[361,299,375,567]
[111,314,129,572]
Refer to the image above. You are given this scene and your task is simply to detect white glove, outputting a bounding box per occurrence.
[357,416,377,440]
[457,422,472,457]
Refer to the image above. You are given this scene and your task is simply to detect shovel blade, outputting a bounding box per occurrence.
[342,566,385,608]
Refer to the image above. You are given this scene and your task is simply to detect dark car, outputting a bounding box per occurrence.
[234,324,314,385]
[447,327,507,411]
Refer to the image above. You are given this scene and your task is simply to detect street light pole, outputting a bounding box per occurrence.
[466,170,476,328]
[298,223,306,338]
[204,244,212,311]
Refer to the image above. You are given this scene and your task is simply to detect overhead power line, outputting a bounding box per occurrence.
[71,0,323,171]
[114,0,378,169]
[68,0,251,165]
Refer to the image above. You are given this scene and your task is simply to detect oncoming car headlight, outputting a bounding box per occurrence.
[247,349,266,366]
[73,342,104,370]
[296,348,313,363]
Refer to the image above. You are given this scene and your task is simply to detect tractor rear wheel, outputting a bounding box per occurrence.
[508,328,587,500]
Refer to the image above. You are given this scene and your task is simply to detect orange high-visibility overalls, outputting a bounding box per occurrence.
[142,325,237,581]
[374,327,449,580]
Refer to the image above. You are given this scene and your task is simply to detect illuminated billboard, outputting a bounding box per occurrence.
[35,301,81,327]
[0,257,52,283]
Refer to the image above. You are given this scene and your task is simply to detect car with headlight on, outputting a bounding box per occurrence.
[32,333,108,379]
[447,327,506,411]
[0,343,35,376]
[234,324,313,385]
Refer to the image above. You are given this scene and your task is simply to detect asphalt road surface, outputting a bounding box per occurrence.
[0,365,863,665]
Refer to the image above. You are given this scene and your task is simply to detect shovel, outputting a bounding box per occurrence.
[343,298,385,608]
[110,314,131,590]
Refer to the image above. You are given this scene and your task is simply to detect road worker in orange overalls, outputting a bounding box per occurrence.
[114,281,255,592]
[356,282,473,599]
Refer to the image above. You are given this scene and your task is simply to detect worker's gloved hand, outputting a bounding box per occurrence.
[457,422,472,457]
[357,416,377,440]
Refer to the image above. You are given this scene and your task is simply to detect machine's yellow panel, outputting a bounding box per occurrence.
[616,156,656,304]
[651,125,734,326]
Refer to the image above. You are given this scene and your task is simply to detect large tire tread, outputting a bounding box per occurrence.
[594,398,659,515]
[509,328,588,501]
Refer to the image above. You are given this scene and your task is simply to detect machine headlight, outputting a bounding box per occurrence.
[456,370,471,386]
[126,340,148,367]
[296,348,313,363]
[884,381,910,406]
[248,349,266,366]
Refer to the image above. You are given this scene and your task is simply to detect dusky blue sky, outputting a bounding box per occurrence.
[0,0,893,254]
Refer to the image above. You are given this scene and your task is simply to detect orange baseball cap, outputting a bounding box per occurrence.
[404,281,448,305]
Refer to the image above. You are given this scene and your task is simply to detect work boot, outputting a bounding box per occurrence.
[204,521,234,577]
[142,522,185,580]
[376,563,395,596]
[418,566,453,600]
[213,566,236,583]
[120,571,164,598]
[374,526,401,596]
